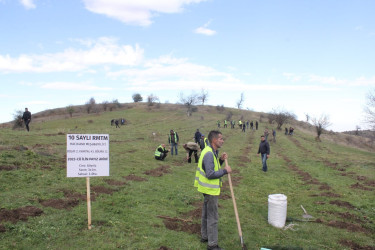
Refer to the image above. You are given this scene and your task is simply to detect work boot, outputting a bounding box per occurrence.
[207,245,222,250]
[200,238,208,243]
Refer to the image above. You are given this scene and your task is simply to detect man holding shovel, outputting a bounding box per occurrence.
[194,130,232,250]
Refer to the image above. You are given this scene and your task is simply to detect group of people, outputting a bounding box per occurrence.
[111,118,126,128]
[217,119,259,131]
[285,127,295,135]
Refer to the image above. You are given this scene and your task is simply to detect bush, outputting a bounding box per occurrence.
[12,110,24,130]
[132,93,143,102]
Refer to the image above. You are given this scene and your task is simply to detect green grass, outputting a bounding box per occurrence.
[0,103,374,249]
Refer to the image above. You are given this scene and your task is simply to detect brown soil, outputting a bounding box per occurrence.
[40,198,80,210]
[329,200,356,209]
[182,207,202,220]
[365,180,375,187]
[322,211,368,224]
[319,192,341,198]
[161,216,200,235]
[0,224,6,233]
[159,246,172,250]
[124,174,147,182]
[357,175,367,181]
[0,206,43,223]
[127,149,137,153]
[13,145,28,151]
[0,166,17,171]
[144,165,171,177]
[91,186,115,195]
[339,239,375,250]
[350,182,373,191]
[219,193,231,200]
[62,189,96,201]
[319,183,331,190]
[104,179,127,186]
[326,220,368,233]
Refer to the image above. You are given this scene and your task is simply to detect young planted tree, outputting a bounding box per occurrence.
[147,94,159,107]
[268,108,296,130]
[85,97,96,114]
[312,114,331,141]
[132,93,143,102]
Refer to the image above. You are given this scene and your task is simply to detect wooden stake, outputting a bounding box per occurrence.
[86,177,92,230]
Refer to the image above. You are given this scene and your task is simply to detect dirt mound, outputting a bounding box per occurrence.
[124,174,147,182]
[318,183,331,190]
[329,200,355,209]
[219,193,231,200]
[364,180,375,187]
[320,192,341,198]
[0,166,17,171]
[0,224,5,233]
[144,165,171,177]
[62,189,96,201]
[326,220,368,233]
[40,198,79,210]
[350,182,373,191]
[0,206,43,223]
[91,186,115,195]
[182,207,202,220]
[339,239,375,250]
[160,216,200,235]
[104,179,127,186]
[159,246,172,250]
[13,145,28,151]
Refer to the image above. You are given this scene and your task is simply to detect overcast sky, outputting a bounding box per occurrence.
[1,0,374,131]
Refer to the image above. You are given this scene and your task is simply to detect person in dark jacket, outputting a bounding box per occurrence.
[194,129,202,144]
[22,108,31,132]
[257,135,270,172]
[255,121,258,130]
[155,144,168,160]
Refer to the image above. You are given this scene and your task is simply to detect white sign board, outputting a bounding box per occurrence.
[66,134,109,177]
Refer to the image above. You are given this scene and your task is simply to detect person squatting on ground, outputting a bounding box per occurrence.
[22,108,31,132]
[194,130,232,250]
[168,129,179,155]
[257,135,270,172]
[154,144,168,161]
[183,142,200,163]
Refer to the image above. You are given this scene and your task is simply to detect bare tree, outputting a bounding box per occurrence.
[198,89,209,105]
[66,105,74,117]
[85,97,96,114]
[236,92,245,109]
[312,114,331,141]
[268,108,296,130]
[147,94,159,106]
[364,89,375,130]
[102,101,109,111]
[132,93,143,102]
[12,110,24,130]
[355,125,361,136]
[179,92,198,116]
[305,113,310,122]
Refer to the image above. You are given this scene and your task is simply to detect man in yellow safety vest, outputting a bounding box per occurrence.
[194,130,232,250]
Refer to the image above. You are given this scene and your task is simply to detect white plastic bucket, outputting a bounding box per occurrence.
[268,194,287,228]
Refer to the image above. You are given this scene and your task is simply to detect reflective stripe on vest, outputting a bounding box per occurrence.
[194,146,221,195]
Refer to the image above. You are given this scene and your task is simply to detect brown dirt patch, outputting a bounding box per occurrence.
[160,216,200,235]
[350,182,373,191]
[144,165,171,177]
[322,211,369,224]
[40,198,79,210]
[326,220,368,233]
[127,149,137,153]
[364,180,375,187]
[219,193,231,200]
[62,189,96,201]
[182,207,202,220]
[329,200,356,209]
[320,192,341,198]
[0,206,43,223]
[91,186,115,195]
[239,155,250,163]
[104,179,127,186]
[319,183,331,190]
[124,174,147,182]
[13,145,28,151]
[0,224,6,233]
[159,246,172,250]
[339,239,375,250]
[0,166,17,171]
[356,175,368,181]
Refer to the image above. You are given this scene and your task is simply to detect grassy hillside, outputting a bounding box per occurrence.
[1,103,374,249]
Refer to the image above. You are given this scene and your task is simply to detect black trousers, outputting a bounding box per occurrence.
[24,120,31,131]
[188,150,198,163]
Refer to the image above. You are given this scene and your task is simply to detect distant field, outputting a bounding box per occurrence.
[1,104,374,249]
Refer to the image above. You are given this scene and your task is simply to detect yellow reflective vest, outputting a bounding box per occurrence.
[155,145,164,157]
[194,146,222,196]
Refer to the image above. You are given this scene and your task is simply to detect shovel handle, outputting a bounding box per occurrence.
[225,159,243,238]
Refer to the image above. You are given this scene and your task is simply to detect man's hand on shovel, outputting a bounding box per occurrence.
[221,153,232,173]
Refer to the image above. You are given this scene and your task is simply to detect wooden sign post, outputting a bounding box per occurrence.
[66,134,109,230]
